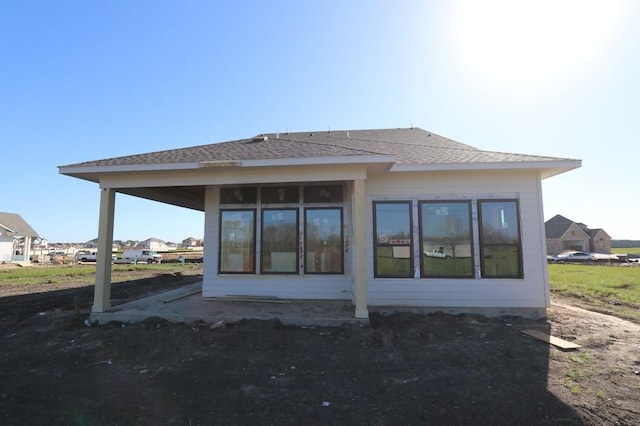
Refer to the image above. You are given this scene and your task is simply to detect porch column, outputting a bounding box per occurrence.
[353,179,369,319]
[92,187,115,313]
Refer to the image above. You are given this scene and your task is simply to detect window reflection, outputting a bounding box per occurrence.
[374,202,413,278]
[219,210,255,273]
[420,201,474,277]
[261,209,299,273]
[305,208,343,274]
[479,200,522,278]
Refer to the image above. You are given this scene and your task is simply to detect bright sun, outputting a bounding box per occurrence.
[449,0,631,94]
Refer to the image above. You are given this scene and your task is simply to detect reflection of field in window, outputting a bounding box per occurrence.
[420,201,473,277]
[376,246,411,276]
[479,200,522,278]
[374,202,413,277]
[220,210,254,273]
[305,208,343,273]
[262,209,298,273]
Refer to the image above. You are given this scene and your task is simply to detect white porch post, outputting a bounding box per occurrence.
[353,179,369,319]
[92,187,115,313]
[23,236,32,262]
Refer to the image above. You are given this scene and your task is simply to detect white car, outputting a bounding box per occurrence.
[551,251,594,262]
[423,248,452,259]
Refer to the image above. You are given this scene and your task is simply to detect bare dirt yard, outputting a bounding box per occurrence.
[1,265,639,425]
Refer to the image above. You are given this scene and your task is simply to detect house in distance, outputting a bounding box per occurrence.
[545,214,611,255]
[58,127,581,320]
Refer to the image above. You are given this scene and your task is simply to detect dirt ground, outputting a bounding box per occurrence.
[1,266,639,425]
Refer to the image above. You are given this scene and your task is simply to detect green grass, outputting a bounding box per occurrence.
[610,247,640,254]
[548,264,640,321]
[0,263,200,287]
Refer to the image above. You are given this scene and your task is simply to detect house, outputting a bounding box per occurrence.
[0,212,39,262]
[545,214,611,255]
[135,238,168,252]
[58,127,581,320]
[181,237,202,248]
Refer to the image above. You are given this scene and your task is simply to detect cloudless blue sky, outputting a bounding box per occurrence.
[2,1,639,243]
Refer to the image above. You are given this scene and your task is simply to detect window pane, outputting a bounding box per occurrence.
[479,200,522,278]
[374,202,413,277]
[305,208,343,274]
[303,185,343,203]
[261,209,299,273]
[219,210,255,273]
[261,186,299,203]
[220,187,257,204]
[420,201,474,277]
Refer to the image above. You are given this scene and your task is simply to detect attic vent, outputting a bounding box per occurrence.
[252,134,268,142]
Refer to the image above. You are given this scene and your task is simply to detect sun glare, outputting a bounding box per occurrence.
[449,0,630,94]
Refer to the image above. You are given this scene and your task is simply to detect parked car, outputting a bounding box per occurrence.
[423,247,452,259]
[551,251,595,262]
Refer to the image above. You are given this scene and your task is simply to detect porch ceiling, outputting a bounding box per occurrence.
[118,186,206,211]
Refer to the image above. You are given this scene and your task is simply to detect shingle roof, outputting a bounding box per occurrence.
[60,127,572,168]
[0,212,39,237]
[544,214,576,238]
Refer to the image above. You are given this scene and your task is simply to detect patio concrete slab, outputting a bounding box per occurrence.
[90,282,367,327]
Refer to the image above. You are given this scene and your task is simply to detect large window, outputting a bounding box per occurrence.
[478,200,523,278]
[304,208,343,274]
[219,210,255,273]
[261,209,299,274]
[419,201,474,278]
[373,201,413,278]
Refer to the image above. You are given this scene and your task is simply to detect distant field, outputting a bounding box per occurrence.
[610,247,640,254]
[548,263,640,321]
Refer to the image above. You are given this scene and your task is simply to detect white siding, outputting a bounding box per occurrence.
[364,170,549,309]
[201,168,551,310]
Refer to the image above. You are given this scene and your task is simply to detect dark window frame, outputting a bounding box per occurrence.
[418,200,475,278]
[372,200,414,278]
[304,207,344,274]
[260,208,300,275]
[477,199,524,279]
[218,208,256,274]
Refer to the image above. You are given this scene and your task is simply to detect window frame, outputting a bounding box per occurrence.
[477,199,524,279]
[303,207,344,274]
[372,200,414,278]
[418,200,475,278]
[218,208,256,274]
[260,207,300,275]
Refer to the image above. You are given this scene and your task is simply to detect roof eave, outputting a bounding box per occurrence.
[58,155,398,182]
[390,160,582,177]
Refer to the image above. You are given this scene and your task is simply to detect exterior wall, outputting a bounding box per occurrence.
[559,224,590,252]
[202,183,354,300]
[546,238,564,256]
[201,167,552,312]
[0,236,13,262]
[590,230,611,254]
[363,169,549,310]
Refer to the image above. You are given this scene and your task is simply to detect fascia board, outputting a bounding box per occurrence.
[390,160,581,177]
[58,162,202,175]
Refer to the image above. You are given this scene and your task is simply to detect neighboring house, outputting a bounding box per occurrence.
[0,212,39,262]
[135,238,168,252]
[59,127,581,320]
[181,237,201,248]
[544,214,611,255]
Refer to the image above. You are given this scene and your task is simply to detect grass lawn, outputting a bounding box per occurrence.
[548,263,640,321]
[0,263,200,287]
[610,246,640,254]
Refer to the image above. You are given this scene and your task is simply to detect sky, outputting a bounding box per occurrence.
[1,0,639,243]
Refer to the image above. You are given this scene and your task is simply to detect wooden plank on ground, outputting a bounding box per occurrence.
[521,329,581,350]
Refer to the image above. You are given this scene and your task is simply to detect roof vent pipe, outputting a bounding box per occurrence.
[347,131,350,139]
[252,134,268,142]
